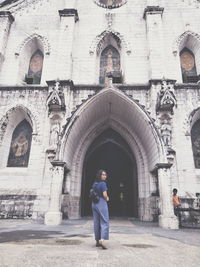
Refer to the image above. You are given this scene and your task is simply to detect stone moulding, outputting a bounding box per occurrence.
[0,10,14,23]
[172,30,200,56]
[0,104,40,141]
[143,6,164,19]
[15,33,51,56]
[58,9,79,22]
[151,163,172,174]
[46,80,74,90]
[89,30,131,55]
[0,0,45,14]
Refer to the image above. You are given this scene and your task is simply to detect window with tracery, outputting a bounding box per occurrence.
[7,120,32,167]
[99,45,121,84]
[180,48,198,83]
[26,50,44,84]
[191,119,200,168]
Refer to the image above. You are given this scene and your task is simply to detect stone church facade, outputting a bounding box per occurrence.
[0,0,200,229]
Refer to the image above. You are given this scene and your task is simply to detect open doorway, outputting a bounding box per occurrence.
[81,128,138,217]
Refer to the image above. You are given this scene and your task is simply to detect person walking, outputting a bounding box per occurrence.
[92,169,109,249]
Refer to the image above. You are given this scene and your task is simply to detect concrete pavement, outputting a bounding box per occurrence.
[0,218,199,267]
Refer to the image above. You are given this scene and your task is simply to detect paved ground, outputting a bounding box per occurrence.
[0,218,199,267]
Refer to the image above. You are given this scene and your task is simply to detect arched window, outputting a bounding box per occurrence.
[99,45,121,84]
[7,120,32,167]
[180,48,198,83]
[25,50,44,84]
[191,119,200,168]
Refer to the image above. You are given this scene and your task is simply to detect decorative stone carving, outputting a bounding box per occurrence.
[1,0,45,14]
[0,113,9,145]
[172,30,200,56]
[156,80,177,114]
[49,122,60,150]
[89,30,131,55]
[15,33,51,56]
[47,81,66,113]
[0,104,40,144]
[105,12,115,30]
[160,119,172,147]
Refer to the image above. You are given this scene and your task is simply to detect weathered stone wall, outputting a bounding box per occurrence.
[0,0,200,222]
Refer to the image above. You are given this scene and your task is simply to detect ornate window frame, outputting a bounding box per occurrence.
[94,0,127,9]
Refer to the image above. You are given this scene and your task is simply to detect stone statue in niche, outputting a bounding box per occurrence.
[49,122,60,150]
[160,119,172,147]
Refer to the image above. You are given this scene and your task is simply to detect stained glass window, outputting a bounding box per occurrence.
[191,119,200,168]
[7,120,32,167]
[26,50,44,84]
[180,48,198,83]
[99,45,121,84]
[99,0,122,5]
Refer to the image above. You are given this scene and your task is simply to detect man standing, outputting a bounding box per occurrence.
[172,188,181,227]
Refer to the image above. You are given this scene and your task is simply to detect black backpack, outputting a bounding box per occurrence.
[89,183,100,203]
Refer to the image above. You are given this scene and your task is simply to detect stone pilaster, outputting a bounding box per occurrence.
[154,163,179,229]
[55,8,79,80]
[144,6,165,80]
[44,161,66,225]
[0,11,14,70]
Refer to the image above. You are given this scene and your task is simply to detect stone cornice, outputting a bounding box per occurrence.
[143,6,164,19]
[46,80,75,90]
[0,85,48,91]
[51,160,66,167]
[149,79,177,86]
[0,10,14,23]
[151,163,172,174]
[58,9,79,22]
[175,83,200,90]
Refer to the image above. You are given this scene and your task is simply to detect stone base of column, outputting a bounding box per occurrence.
[44,211,62,225]
[159,215,179,229]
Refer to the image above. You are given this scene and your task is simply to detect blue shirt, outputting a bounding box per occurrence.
[93,181,108,198]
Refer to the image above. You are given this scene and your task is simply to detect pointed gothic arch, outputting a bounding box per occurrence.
[15,33,50,56]
[16,34,48,84]
[89,30,131,55]
[7,119,33,167]
[0,105,37,168]
[173,31,200,82]
[60,87,169,222]
[172,31,200,56]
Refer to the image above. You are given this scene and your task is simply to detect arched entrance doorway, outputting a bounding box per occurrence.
[81,128,138,217]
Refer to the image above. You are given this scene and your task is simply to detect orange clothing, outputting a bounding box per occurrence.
[173,195,181,207]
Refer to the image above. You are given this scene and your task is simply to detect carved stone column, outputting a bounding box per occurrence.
[0,11,14,70]
[45,161,66,225]
[154,163,179,229]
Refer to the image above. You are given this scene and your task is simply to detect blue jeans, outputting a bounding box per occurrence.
[92,197,109,240]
